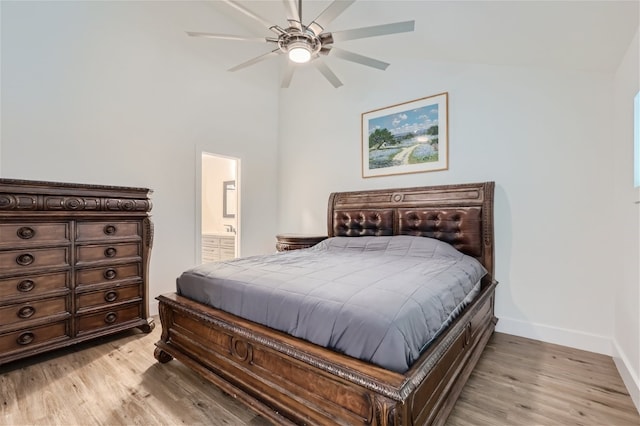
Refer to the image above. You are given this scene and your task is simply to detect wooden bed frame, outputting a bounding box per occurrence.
[155,182,497,425]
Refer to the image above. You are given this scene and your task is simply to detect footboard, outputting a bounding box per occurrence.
[154,280,497,426]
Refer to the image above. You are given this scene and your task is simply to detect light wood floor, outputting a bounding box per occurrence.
[1,319,638,426]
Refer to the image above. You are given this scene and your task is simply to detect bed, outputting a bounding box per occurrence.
[154,181,497,425]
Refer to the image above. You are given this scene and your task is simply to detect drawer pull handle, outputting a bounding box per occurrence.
[17,332,35,346]
[104,247,117,258]
[103,268,117,280]
[16,253,34,266]
[17,305,36,319]
[17,227,36,239]
[104,312,117,324]
[17,280,35,292]
[104,291,118,302]
[103,225,117,235]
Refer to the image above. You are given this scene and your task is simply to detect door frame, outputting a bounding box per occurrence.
[195,150,240,263]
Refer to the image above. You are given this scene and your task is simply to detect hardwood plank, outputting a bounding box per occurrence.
[449,333,640,426]
[0,321,269,426]
[0,321,637,425]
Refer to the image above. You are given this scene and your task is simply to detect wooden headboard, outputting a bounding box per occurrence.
[327,182,495,281]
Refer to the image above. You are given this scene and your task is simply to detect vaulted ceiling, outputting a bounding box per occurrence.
[198,0,639,74]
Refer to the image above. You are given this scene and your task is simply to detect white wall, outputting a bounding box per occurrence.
[1,2,638,404]
[613,28,640,410]
[0,1,280,314]
[278,57,618,355]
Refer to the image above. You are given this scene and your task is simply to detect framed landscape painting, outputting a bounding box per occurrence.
[362,93,448,178]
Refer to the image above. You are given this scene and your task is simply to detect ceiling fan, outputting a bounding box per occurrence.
[187,0,415,88]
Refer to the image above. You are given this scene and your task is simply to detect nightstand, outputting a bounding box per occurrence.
[275,234,328,252]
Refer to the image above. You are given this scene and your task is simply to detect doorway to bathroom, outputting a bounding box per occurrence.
[200,152,239,264]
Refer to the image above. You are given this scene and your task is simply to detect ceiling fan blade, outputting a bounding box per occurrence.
[330,20,415,43]
[282,0,302,30]
[281,63,296,88]
[307,0,355,36]
[314,61,343,88]
[222,0,283,35]
[329,47,389,70]
[186,32,273,43]
[228,49,281,72]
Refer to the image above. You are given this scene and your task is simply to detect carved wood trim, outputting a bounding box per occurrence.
[369,393,398,426]
[0,179,152,213]
[327,182,495,278]
[143,218,154,248]
[0,194,151,212]
[157,294,404,401]
[0,178,151,193]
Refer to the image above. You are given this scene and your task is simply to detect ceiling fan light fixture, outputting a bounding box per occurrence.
[188,0,415,87]
[288,41,312,63]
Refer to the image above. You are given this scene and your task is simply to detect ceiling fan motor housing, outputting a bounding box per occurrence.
[278,29,322,57]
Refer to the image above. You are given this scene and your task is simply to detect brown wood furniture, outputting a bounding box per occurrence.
[275,234,328,252]
[0,178,154,365]
[155,182,497,426]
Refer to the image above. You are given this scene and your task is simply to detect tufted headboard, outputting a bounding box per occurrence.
[327,182,495,281]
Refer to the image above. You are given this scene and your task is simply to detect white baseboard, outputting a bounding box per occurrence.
[149,300,159,317]
[495,316,612,356]
[497,317,640,413]
[613,340,640,413]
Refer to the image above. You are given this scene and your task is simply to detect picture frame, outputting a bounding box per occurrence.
[361,92,448,178]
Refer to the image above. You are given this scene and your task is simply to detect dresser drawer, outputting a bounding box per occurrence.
[220,248,235,260]
[0,321,70,355]
[0,179,153,365]
[76,303,142,335]
[76,221,141,242]
[76,242,141,265]
[75,263,141,287]
[0,223,70,247]
[220,238,235,249]
[203,247,221,256]
[76,284,141,311]
[0,298,68,330]
[0,272,69,300]
[202,252,219,263]
[0,247,69,275]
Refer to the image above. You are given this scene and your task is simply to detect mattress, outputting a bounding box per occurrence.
[177,235,486,373]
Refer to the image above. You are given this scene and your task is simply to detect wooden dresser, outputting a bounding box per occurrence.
[0,179,154,365]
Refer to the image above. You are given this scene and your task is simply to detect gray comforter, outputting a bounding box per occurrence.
[177,235,486,373]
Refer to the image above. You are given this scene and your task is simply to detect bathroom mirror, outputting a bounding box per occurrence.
[223,180,236,218]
